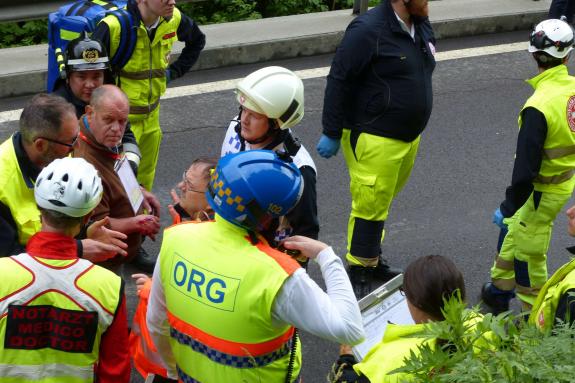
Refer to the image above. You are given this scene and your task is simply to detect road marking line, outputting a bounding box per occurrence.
[0,42,527,124]
[0,110,22,124]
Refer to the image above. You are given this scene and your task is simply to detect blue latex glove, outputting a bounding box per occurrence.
[166,69,172,84]
[316,134,340,158]
[492,208,507,229]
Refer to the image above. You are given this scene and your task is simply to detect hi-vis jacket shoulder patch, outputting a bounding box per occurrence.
[170,255,240,312]
[567,95,575,132]
[5,305,98,353]
[163,32,176,40]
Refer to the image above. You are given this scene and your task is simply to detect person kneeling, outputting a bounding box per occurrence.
[329,255,466,383]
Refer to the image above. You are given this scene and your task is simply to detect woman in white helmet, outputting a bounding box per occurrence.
[482,18,575,313]
[221,66,319,261]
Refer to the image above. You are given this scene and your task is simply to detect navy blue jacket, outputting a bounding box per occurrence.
[549,0,575,23]
[322,0,436,142]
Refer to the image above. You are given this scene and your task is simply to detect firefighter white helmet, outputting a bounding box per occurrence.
[236,66,304,130]
[528,19,574,59]
[35,157,103,217]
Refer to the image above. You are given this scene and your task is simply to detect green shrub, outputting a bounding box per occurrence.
[178,0,262,25]
[0,0,381,48]
[393,297,575,382]
[0,20,48,48]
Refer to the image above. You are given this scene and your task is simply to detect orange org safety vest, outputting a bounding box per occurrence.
[130,278,168,379]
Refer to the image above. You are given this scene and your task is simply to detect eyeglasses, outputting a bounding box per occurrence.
[36,133,79,149]
[182,171,206,193]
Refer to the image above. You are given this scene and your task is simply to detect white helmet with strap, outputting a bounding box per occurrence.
[236,66,304,130]
[529,19,574,59]
[35,157,103,217]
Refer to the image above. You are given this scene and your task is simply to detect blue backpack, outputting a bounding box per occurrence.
[47,0,137,92]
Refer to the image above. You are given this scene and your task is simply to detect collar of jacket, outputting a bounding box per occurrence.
[26,232,78,260]
[526,64,568,90]
[79,115,122,160]
[12,132,40,189]
[383,0,428,35]
[64,85,87,114]
[128,0,173,27]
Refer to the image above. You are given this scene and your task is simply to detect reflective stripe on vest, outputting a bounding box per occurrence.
[0,363,94,381]
[168,312,294,368]
[130,99,160,115]
[534,168,575,184]
[177,365,201,383]
[543,145,575,159]
[119,68,166,80]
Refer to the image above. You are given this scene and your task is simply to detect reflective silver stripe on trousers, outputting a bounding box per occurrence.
[130,99,160,115]
[0,363,93,380]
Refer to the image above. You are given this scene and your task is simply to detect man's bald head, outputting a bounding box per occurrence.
[90,84,129,111]
[86,85,129,148]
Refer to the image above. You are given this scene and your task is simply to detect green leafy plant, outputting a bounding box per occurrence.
[0,19,48,48]
[0,0,395,48]
[178,0,261,25]
[257,0,328,18]
[393,297,575,382]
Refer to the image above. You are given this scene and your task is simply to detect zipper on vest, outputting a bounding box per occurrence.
[148,37,153,114]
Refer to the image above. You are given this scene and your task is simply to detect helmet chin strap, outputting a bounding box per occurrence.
[235,107,280,145]
[244,122,277,145]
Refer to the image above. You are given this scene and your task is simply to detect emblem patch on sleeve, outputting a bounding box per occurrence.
[567,95,575,132]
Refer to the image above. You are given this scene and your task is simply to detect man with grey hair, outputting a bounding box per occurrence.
[75,85,161,271]
[0,93,127,259]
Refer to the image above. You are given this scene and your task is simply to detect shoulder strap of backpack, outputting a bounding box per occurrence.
[65,0,117,17]
[108,8,137,70]
[65,0,89,16]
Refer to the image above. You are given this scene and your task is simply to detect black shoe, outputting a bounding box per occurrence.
[481,282,514,315]
[372,257,402,283]
[132,247,156,274]
[348,266,374,300]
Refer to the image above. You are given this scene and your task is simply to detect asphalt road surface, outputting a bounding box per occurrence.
[1,29,574,383]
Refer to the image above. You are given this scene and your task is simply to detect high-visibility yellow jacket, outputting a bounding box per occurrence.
[0,134,40,249]
[158,217,302,382]
[530,257,575,331]
[0,233,123,382]
[100,8,181,118]
[354,314,487,382]
[354,323,431,382]
[520,65,575,194]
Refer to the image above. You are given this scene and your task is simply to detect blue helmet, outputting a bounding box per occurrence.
[207,150,303,232]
